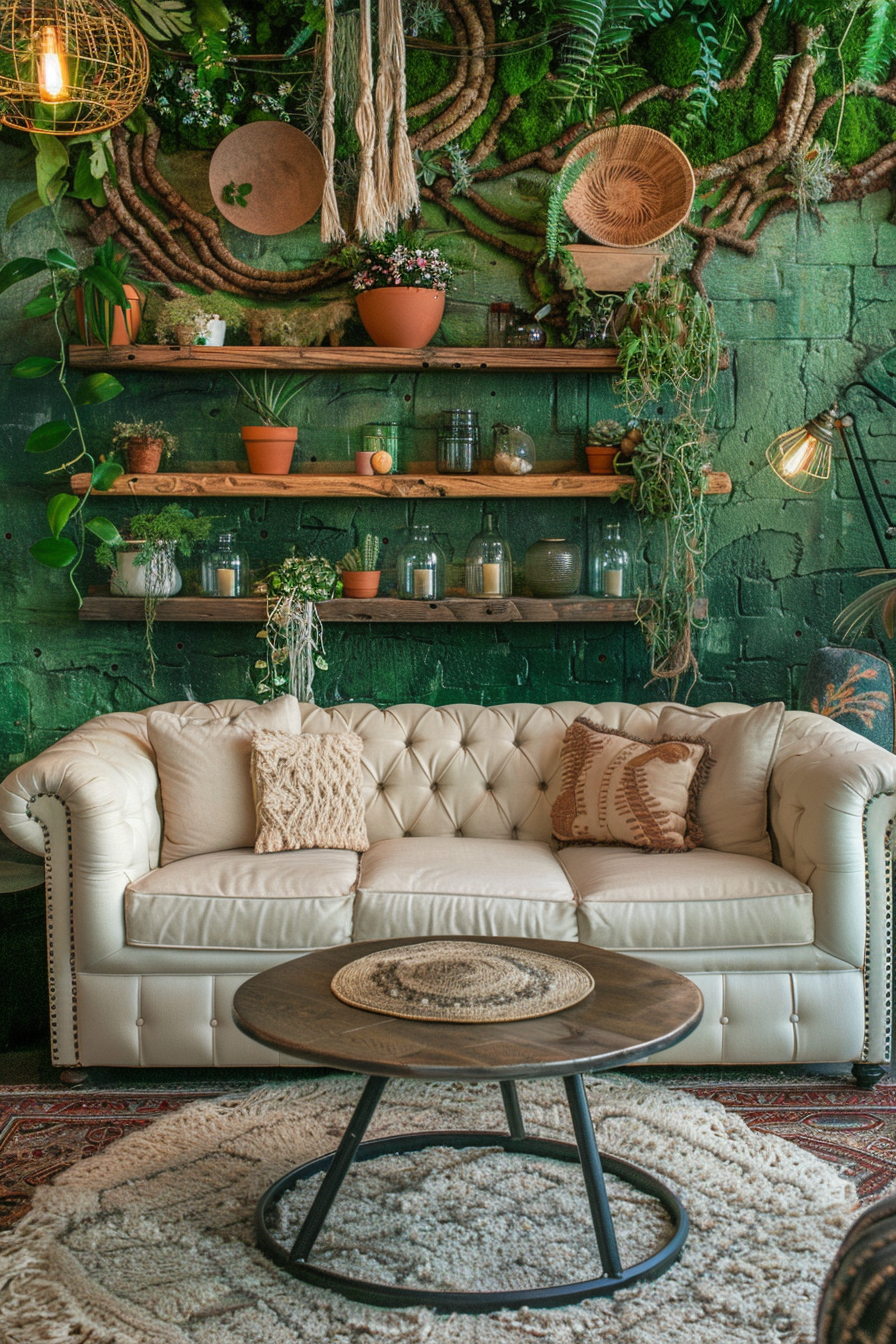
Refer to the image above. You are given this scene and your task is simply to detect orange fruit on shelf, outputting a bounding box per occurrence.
[370,450,393,474]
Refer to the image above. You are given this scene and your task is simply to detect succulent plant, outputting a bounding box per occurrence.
[587,418,626,446]
[340,534,381,571]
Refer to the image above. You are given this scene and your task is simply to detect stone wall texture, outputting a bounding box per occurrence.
[2,139,896,784]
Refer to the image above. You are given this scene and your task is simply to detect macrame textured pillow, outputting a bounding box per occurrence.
[551,718,711,853]
[252,729,369,854]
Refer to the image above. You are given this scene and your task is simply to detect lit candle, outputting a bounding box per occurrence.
[482,562,502,595]
[217,567,236,597]
[413,568,434,598]
[604,569,624,597]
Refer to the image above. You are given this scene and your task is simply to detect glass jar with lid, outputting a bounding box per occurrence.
[492,423,535,476]
[437,409,480,475]
[589,520,630,598]
[396,524,445,600]
[202,532,247,597]
[465,512,512,598]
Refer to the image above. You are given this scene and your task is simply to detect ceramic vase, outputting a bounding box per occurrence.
[111,544,182,598]
[524,538,581,598]
[355,288,445,348]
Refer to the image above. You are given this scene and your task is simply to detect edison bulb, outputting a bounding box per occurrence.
[766,409,836,494]
[38,25,66,102]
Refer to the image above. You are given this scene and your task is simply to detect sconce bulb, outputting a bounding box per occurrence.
[38,26,67,102]
[766,408,837,495]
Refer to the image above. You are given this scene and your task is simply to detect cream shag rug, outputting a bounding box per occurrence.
[0,1074,856,1344]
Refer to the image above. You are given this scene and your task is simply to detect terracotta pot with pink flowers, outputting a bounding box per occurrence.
[343,228,453,348]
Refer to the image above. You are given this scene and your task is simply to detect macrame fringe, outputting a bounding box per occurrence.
[320,0,345,244]
[354,0,382,238]
[386,0,421,221]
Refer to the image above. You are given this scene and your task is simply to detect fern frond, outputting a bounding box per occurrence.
[545,150,596,262]
[859,0,896,83]
[552,0,609,100]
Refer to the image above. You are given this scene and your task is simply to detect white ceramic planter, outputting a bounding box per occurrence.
[195,318,226,346]
[111,544,182,598]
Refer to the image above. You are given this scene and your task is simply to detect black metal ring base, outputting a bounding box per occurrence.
[256,1128,689,1313]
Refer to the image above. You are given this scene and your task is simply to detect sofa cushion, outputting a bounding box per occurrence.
[655,701,784,862]
[148,697,302,864]
[252,729,369,854]
[124,848,358,951]
[353,837,578,941]
[561,846,814,952]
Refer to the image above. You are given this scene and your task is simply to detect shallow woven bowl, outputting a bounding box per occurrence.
[564,125,696,248]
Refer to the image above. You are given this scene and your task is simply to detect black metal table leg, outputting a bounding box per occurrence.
[289,1073,388,1262]
[563,1072,622,1278]
[500,1079,526,1138]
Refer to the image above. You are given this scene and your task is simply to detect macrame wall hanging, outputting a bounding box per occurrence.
[320,0,420,242]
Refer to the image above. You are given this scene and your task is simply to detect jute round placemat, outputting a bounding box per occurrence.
[329,940,595,1022]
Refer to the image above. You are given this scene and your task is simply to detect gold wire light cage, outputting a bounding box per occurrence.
[564,125,696,248]
[0,0,150,136]
[766,408,837,494]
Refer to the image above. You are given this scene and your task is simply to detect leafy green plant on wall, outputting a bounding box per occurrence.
[0,250,126,600]
[256,555,340,704]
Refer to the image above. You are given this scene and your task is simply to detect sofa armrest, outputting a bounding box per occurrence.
[770,714,896,1063]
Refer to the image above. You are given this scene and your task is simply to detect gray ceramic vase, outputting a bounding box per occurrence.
[524,538,581,597]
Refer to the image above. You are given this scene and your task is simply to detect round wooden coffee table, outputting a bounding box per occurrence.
[233,935,703,1314]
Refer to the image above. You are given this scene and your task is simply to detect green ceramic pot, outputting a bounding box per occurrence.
[524,538,581,598]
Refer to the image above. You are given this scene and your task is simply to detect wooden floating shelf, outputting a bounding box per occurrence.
[71,470,732,499]
[78,595,708,624]
[67,345,626,373]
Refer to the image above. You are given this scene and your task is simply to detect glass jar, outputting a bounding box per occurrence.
[505,307,547,348]
[492,423,535,476]
[589,521,630,598]
[487,302,512,347]
[524,538,581,598]
[363,421,399,473]
[202,532,247,597]
[396,524,445,600]
[465,512,512,598]
[437,409,480,475]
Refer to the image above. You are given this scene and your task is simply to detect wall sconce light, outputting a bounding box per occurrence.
[0,0,150,136]
[766,408,838,494]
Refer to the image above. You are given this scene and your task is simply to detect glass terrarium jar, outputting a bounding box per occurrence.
[589,521,630,598]
[492,423,535,476]
[465,512,512,597]
[396,524,445,600]
[437,409,480,474]
[202,532,247,597]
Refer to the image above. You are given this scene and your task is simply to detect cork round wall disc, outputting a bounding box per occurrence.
[330,940,595,1023]
[208,122,326,236]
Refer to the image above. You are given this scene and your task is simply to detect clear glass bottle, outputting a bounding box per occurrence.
[203,531,247,597]
[465,512,512,597]
[492,423,536,476]
[589,520,630,598]
[396,524,445,600]
[437,409,480,474]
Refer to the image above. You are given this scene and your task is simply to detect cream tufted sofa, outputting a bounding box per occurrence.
[1,697,895,1082]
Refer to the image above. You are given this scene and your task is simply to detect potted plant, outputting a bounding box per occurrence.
[231,371,310,474]
[96,505,212,683]
[341,229,453,348]
[74,238,154,348]
[585,419,626,474]
[154,292,247,346]
[246,300,354,348]
[110,420,178,474]
[339,534,381,598]
[614,272,721,408]
[256,553,339,703]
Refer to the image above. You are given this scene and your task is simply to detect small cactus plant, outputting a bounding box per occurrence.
[587,419,626,446]
[340,534,381,571]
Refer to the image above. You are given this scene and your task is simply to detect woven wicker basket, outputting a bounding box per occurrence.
[564,125,695,248]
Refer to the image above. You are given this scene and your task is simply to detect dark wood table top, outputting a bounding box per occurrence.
[233,938,703,1081]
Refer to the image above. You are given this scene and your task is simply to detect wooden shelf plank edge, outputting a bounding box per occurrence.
[70,471,732,498]
[78,595,709,624]
[67,344,625,372]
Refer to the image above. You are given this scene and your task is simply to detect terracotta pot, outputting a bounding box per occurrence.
[241,426,297,475]
[341,570,381,598]
[355,287,445,348]
[125,437,164,474]
[585,446,619,474]
[75,283,142,346]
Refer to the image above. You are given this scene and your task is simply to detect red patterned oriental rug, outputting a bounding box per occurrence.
[1,1072,894,1231]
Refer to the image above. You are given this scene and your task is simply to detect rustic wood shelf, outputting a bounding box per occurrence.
[67,345,625,373]
[71,470,732,498]
[78,594,708,624]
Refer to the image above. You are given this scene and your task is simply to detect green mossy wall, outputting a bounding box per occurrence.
[2,147,896,794]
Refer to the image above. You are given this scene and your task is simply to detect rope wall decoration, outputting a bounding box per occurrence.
[320,0,345,244]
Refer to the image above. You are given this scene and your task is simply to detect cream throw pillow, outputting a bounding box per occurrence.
[252,729,369,853]
[148,698,302,864]
[551,718,710,853]
[655,701,784,861]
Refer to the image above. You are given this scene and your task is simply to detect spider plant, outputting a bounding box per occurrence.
[230,371,313,427]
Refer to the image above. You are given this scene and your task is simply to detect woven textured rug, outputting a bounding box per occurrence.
[0,1074,857,1343]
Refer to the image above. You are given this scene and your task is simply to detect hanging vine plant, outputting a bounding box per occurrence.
[256,554,340,704]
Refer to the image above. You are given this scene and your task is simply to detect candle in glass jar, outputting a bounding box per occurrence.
[604,569,624,597]
[482,562,502,595]
[217,567,236,597]
[413,568,434,598]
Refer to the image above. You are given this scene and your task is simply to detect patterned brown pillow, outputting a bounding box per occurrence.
[551,718,711,853]
[252,729,369,854]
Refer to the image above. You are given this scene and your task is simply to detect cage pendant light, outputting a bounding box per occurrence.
[766,408,837,495]
[0,0,150,136]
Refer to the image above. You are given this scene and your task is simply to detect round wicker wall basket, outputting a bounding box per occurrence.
[564,125,696,248]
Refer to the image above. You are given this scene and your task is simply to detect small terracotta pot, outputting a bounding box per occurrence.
[341,570,381,598]
[355,287,445,348]
[355,451,375,475]
[586,445,619,474]
[241,426,297,475]
[75,283,142,346]
[125,437,164,474]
